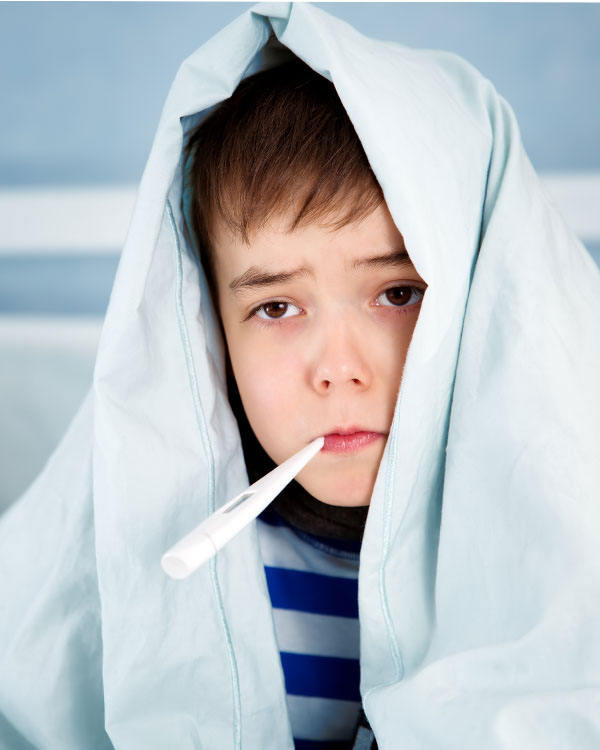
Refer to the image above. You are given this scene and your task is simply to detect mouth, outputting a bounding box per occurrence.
[320,428,386,454]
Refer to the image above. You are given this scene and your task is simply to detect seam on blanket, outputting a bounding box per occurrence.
[380,384,404,681]
[364,341,416,708]
[167,199,242,750]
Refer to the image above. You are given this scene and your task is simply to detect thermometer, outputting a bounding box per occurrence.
[161,436,324,579]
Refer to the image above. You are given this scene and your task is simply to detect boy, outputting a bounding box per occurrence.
[0,4,598,749]
[184,57,426,748]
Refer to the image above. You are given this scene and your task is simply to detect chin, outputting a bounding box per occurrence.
[297,472,374,507]
[318,495,372,508]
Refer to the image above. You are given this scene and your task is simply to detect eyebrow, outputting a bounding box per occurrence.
[229,248,414,294]
[350,249,413,272]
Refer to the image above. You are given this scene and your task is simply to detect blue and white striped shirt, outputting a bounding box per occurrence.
[257,508,362,750]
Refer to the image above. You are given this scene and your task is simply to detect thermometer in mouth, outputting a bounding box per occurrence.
[161,436,324,579]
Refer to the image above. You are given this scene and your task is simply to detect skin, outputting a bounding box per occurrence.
[212,202,426,506]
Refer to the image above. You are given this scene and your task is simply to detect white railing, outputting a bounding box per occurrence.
[0,174,599,255]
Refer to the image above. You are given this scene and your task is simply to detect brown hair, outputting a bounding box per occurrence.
[185,57,384,283]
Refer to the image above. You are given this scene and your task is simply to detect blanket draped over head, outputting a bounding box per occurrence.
[1,3,599,748]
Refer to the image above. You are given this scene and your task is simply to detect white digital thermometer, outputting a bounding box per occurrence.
[161,436,324,579]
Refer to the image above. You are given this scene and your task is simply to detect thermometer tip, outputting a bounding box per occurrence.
[161,554,191,580]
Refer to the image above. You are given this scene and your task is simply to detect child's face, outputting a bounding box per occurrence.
[212,202,425,506]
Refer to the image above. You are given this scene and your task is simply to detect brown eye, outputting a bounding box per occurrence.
[263,301,288,318]
[253,300,303,321]
[385,286,412,306]
[376,285,424,309]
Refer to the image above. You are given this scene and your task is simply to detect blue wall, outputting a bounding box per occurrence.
[1,2,599,186]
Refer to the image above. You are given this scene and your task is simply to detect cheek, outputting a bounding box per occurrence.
[374,310,418,383]
[229,338,303,454]
[237,365,291,415]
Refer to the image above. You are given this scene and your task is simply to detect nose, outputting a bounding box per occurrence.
[309,315,373,395]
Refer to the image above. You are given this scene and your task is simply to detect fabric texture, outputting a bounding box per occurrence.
[1,3,599,749]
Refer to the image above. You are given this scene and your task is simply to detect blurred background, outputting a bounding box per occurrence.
[1,1,599,510]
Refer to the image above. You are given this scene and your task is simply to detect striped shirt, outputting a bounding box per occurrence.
[256,507,362,750]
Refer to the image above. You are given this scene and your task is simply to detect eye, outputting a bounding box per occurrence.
[253,300,303,320]
[375,285,425,308]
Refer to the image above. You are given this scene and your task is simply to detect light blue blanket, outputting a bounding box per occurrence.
[1,3,599,748]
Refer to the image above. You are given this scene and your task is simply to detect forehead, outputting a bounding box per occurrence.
[211,202,407,274]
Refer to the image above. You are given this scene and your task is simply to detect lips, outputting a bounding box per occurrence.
[320,428,385,454]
